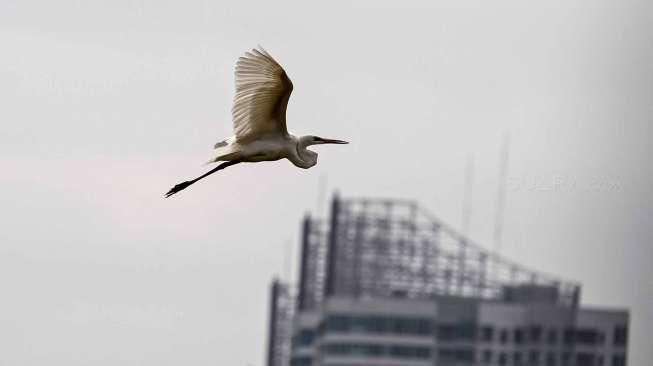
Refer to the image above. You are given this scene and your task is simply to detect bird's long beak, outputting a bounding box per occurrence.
[318,138,349,145]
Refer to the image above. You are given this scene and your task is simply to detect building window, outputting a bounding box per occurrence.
[530,325,543,344]
[576,352,595,366]
[613,326,628,346]
[611,354,626,366]
[366,315,386,332]
[498,352,507,366]
[547,329,558,345]
[575,328,600,346]
[481,326,494,342]
[417,319,433,335]
[514,328,525,345]
[514,351,523,366]
[438,348,474,364]
[437,323,476,342]
[563,327,575,346]
[293,329,315,347]
[390,345,432,359]
[482,349,492,364]
[500,329,509,344]
[321,343,431,360]
[323,314,433,336]
[562,352,572,366]
[546,351,557,366]
[529,350,541,365]
[325,315,349,332]
[290,356,312,366]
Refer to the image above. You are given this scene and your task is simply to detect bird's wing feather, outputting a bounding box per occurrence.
[231,47,293,142]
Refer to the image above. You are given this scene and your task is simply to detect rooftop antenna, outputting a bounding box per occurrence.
[461,153,474,236]
[316,174,327,217]
[283,239,293,284]
[493,132,510,257]
[458,153,474,294]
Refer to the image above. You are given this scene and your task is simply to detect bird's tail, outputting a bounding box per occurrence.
[205,152,240,165]
[213,136,235,149]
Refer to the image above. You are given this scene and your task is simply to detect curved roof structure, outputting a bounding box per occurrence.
[267,194,583,366]
[297,194,580,311]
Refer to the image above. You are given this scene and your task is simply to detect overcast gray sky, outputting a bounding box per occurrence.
[1,0,652,365]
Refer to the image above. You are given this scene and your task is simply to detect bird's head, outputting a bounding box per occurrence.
[302,135,349,147]
[295,135,348,169]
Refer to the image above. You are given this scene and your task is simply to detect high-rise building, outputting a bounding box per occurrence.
[266,195,629,366]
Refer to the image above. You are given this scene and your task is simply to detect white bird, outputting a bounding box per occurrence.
[165,47,348,198]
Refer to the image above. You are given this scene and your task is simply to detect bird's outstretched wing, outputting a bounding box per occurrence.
[232,47,293,142]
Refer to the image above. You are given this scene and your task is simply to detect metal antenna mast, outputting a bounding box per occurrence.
[462,153,474,236]
[316,174,327,217]
[283,239,293,284]
[493,132,510,257]
[458,154,474,294]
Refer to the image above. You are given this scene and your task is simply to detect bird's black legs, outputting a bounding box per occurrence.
[164,159,242,198]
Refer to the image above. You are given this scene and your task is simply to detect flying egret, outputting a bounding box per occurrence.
[165,47,348,198]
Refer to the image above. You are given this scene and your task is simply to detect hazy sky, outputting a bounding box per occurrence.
[1,0,652,365]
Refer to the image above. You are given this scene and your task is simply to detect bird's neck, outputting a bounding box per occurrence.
[292,136,317,169]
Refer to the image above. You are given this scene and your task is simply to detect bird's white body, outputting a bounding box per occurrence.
[213,133,317,168]
[165,47,346,197]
